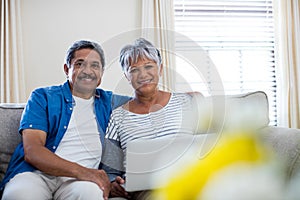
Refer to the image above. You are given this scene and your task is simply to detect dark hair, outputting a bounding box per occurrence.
[65,40,105,69]
[119,38,162,71]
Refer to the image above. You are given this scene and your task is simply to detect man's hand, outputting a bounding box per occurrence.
[76,168,111,200]
[110,176,130,198]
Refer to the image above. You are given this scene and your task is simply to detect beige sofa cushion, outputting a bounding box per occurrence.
[191,91,270,133]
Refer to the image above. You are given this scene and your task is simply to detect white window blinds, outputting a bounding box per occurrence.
[174,0,277,126]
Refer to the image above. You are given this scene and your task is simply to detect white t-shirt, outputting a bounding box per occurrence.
[55,96,102,169]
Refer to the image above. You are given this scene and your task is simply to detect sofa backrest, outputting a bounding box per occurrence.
[0,104,25,182]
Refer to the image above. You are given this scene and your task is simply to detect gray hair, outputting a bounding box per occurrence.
[65,40,105,69]
[119,38,162,71]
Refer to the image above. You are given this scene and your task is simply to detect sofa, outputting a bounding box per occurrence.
[0,103,24,182]
[1,92,300,196]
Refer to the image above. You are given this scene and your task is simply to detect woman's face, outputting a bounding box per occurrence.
[125,58,162,95]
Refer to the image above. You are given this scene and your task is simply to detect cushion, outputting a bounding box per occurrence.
[191,91,270,133]
[0,104,24,182]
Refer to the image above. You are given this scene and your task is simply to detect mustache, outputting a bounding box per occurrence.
[77,74,97,80]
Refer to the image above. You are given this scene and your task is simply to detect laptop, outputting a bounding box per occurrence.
[124,133,218,191]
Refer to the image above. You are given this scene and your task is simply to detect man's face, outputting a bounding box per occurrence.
[64,48,103,99]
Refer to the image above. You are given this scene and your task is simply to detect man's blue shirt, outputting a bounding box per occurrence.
[0,81,130,190]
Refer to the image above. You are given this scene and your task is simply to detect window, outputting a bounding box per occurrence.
[173,0,277,126]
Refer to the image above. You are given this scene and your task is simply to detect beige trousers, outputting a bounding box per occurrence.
[2,171,104,200]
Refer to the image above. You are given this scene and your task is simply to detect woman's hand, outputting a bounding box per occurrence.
[110,176,130,198]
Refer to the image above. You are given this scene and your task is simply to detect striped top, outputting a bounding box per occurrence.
[105,93,194,151]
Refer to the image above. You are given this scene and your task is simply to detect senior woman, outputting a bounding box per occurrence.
[102,38,200,200]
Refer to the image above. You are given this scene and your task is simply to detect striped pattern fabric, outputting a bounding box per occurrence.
[105,93,194,150]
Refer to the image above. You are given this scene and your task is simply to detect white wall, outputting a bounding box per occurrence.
[20,0,141,99]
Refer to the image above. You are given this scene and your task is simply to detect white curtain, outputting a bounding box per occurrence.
[141,0,176,91]
[275,0,300,128]
[0,0,26,103]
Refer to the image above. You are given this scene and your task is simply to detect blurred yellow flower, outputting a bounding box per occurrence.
[152,132,272,200]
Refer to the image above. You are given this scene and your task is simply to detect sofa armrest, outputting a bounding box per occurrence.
[259,126,300,180]
[0,104,24,182]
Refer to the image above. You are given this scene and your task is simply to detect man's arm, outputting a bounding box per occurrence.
[22,129,111,199]
[111,94,131,110]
